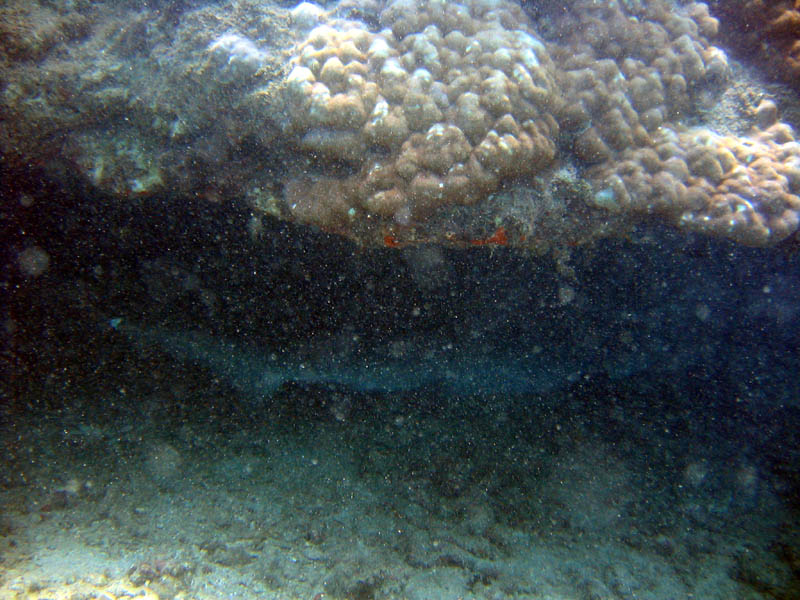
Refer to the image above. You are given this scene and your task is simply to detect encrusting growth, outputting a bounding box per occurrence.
[1,0,799,249]
[274,0,800,247]
[280,0,560,237]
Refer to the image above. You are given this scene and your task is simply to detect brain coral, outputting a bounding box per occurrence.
[274,0,800,248]
[2,0,800,250]
[279,0,561,235]
[552,0,800,247]
[589,116,800,246]
[710,0,800,87]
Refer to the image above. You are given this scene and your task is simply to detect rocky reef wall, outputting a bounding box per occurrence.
[2,0,800,250]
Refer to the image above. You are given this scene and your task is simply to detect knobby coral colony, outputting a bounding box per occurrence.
[275,0,800,248]
[711,0,800,87]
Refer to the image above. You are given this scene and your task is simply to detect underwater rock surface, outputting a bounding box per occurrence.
[3,0,800,249]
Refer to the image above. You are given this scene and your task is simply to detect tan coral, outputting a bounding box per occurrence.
[276,0,560,235]
[712,1,800,87]
[589,121,800,246]
[540,1,800,247]
[267,0,800,248]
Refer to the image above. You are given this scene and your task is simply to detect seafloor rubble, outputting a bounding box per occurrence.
[2,357,799,600]
[1,0,800,250]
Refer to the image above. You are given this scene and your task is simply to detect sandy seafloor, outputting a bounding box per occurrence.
[2,195,800,600]
[1,346,799,600]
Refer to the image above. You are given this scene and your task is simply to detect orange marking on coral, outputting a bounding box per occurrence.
[472,227,508,246]
[383,234,403,248]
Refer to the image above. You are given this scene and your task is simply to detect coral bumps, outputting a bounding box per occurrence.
[278,0,800,247]
[711,0,800,87]
[2,0,800,249]
[552,1,800,247]
[281,0,560,232]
